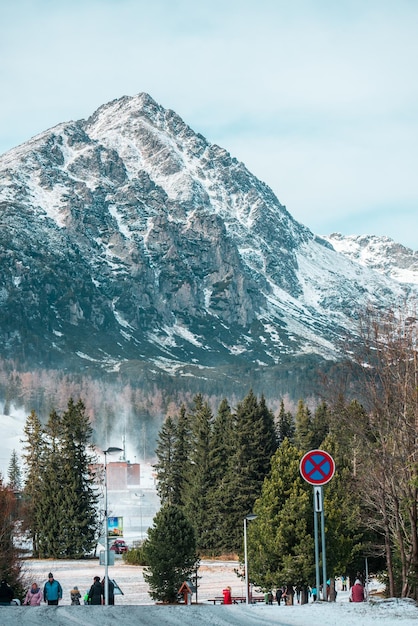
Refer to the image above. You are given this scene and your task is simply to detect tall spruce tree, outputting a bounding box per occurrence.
[7,450,22,492]
[37,408,67,557]
[21,410,45,556]
[206,398,235,553]
[23,399,99,558]
[171,405,191,507]
[311,401,330,450]
[59,398,99,557]
[143,504,199,603]
[219,390,277,552]
[154,416,178,505]
[277,399,295,444]
[183,395,214,551]
[294,399,313,452]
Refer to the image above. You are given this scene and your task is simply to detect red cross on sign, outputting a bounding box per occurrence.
[300,450,335,486]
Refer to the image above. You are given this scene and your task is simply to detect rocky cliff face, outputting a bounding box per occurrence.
[0,93,415,377]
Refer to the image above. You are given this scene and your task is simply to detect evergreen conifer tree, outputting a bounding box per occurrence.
[171,405,191,507]
[21,410,45,556]
[277,399,295,444]
[294,399,313,452]
[206,398,235,553]
[59,398,99,557]
[183,395,214,551]
[23,399,99,558]
[143,504,199,603]
[154,415,178,505]
[311,401,330,449]
[36,408,68,557]
[219,390,277,552]
[7,450,22,492]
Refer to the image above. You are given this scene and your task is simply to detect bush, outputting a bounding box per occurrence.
[123,542,148,566]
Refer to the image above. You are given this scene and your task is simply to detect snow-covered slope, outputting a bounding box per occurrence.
[324,233,418,285]
[0,93,416,380]
[0,409,26,478]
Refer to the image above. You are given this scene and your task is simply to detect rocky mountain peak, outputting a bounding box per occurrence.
[0,94,416,386]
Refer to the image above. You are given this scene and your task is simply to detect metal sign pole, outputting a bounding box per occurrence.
[320,487,327,601]
[313,488,320,599]
[300,451,335,604]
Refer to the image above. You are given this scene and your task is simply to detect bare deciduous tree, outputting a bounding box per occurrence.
[348,302,418,598]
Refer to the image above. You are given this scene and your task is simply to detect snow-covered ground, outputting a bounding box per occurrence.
[0,408,27,478]
[2,558,417,625]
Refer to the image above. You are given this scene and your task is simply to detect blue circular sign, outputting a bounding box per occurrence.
[300,450,335,485]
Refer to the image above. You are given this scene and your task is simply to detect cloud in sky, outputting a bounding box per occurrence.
[1,0,417,249]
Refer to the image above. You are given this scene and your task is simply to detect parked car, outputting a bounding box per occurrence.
[110,539,128,554]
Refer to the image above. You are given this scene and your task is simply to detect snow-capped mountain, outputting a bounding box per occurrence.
[0,93,416,381]
[324,233,418,285]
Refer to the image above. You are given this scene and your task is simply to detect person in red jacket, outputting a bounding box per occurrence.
[349,579,365,602]
[222,586,232,604]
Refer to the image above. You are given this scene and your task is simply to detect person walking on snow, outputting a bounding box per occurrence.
[70,585,82,605]
[88,576,104,605]
[24,582,42,606]
[43,572,63,605]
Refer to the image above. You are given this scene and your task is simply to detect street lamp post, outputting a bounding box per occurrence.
[103,446,123,606]
[244,514,257,605]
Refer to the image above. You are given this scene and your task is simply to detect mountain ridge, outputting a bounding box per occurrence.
[0,93,416,391]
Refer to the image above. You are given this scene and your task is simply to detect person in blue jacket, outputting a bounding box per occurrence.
[43,572,63,605]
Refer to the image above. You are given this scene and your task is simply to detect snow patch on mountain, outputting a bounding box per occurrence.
[324,233,418,285]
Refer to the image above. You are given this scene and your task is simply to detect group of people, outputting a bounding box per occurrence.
[0,572,116,606]
[84,575,115,605]
[271,577,365,605]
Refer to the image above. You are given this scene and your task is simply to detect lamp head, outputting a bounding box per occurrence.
[103,446,123,455]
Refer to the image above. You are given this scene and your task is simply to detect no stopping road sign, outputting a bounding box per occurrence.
[300,449,335,485]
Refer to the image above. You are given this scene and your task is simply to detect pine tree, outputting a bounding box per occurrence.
[219,390,277,552]
[59,398,99,557]
[23,399,99,558]
[258,394,278,470]
[206,398,235,553]
[143,504,199,603]
[21,410,45,556]
[171,405,191,507]
[311,401,330,449]
[277,399,295,444]
[154,416,178,505]
[294,399,313,452]
[183,395,214,552]
[7,450,22,492]
[36,408,67,557]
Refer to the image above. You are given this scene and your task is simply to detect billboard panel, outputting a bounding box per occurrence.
[108,516,123,537]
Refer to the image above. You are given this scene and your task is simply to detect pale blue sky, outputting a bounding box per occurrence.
[1,0,417,249]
